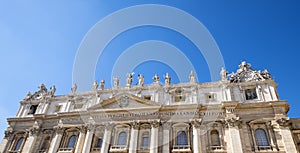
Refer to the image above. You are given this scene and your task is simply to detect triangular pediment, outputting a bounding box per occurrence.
[88,94,160,110]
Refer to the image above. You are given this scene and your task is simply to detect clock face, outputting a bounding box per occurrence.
[240,70,255,82]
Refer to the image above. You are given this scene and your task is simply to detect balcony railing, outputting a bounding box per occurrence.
[172,145,191,152]
[138,146,149,153]
[256,146,273,151]
[91,147,101,151]
[90,147,101,153]
[38,149,48,153]
[57,148,74,153]
[207,146,226,153]
[110,145,128,152]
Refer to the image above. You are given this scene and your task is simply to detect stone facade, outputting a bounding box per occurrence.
[0,61,299,153]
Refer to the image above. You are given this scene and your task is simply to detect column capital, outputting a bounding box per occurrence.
[85,123,96,133]
[104,122,115,130]
[130,120,140,130]
[276,117,289,127]
[78,126,87,133]
[149,119,160,128]
[28,127,40,136]
[225,117,241,128]
[162,122,172,129]
[190,119,202,128]
[4,130,14,138]
[54,126,65,135]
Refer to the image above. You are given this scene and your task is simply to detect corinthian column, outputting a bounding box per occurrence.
[74,127,87,153]
[22,127,39,153]
[191,119,201,153]
[275,118,298,153]
[48,127,64,153]
[225,117,243,153]
[149,120,160,153]
[129,121,140,153]
[162,122,172,153]
[101,123,114,153]
[82,124,95,153]
[0,130,14,152]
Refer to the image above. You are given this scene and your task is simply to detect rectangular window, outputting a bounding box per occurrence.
[55,105,62,112]
[206,93,216,102]
[28,105,38,115]
[74,104,84,109]
[143,96,151,100]
[142,137,149,147]
[175,95,185,102]
[294,123,300,129]
[245,88,258,100]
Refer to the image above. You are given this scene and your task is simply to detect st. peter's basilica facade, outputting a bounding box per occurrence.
[0,62,300,153]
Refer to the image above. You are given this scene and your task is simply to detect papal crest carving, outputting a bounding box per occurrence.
[119,95,129,108]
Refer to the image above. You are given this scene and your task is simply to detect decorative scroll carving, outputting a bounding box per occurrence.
[229,61,272,83]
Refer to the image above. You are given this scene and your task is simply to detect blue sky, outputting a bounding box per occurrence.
[0,0,299,139]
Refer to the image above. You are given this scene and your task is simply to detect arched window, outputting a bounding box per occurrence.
[141,132,149,147]
[176,131,188,146]
[211,130,221,146]
[67,135,77,148]
[255,129,269,146]
[14,137,24,151]
[96,138,102,148]
[117,132,127,146]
